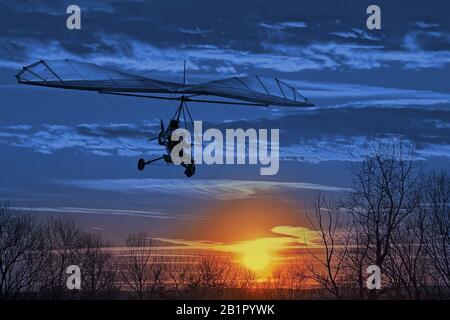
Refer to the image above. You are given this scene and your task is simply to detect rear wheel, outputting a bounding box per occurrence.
[184,163,196,177]
[138,158,146,171]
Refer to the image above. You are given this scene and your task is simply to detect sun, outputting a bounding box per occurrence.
[240,242,272,272]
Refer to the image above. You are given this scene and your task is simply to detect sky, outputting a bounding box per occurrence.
[0,0,449,245]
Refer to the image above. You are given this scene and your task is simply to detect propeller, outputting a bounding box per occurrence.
[148,119,166,145]
[148,119,165,141]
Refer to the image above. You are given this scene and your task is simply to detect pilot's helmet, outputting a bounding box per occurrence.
[169,120,179,129]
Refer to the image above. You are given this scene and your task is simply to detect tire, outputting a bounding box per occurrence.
[184,164,196,177]
[138,158,146,171]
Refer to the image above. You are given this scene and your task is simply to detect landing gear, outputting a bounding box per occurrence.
[137,156,196,177]
[139,98,197,177]
[138,158,146,171]
[184,163,196,177]
[137,156,164,171]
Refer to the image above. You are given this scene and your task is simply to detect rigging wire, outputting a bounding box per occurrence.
[98,92,143,128]
[184,102,203,146]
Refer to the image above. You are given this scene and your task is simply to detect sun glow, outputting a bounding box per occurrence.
[240,242,272,271]
[171,199,320,276]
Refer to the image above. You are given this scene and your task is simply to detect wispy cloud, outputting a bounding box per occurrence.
[288,79,450,102]
[270,225,319,245]
[413,21,440,29]
[1,0,450,77]
[282,136,450,163]
[324,98,450,109]
[403,31,450,51]
[2,99,450,164]
[55,178,349,200]
[330,29,381,41]
[156,225,321,252]
[7,206,204,220]
[177,27,211,35]
[3,31,450,75]
[259,21,307,30]
[265,42,450,70]
[0,122,163,157]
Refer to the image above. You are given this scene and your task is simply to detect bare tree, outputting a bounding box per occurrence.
[0,205,46,299]
[341,209,370,299]
[347,137,421,298]
[423,172,450,296]
[186,253,247,299]
[166,255,193,298]
[385,204,429,299]
[226,263,256,299]
[121,232,166,299]
[266,263,308,299]
[40,216,85,298]
[305,192,348,299]
[79,232,119,299]
[286,263,309,299]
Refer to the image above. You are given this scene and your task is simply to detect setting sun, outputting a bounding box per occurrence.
[241,243,272,271]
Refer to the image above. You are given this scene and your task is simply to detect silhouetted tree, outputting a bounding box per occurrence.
[166,255,193,298]
[121,233,166,299]
[185,253,254,299]
[40,216,85,298]
[79,233,119,299]
[305,193,348,299]
[385,204,429,299]
[346,137,422,299]
[0,205,46,299]
[424,172,450,297]
[266,263,307,299]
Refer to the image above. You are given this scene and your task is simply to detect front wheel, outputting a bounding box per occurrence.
[184,163,196,177]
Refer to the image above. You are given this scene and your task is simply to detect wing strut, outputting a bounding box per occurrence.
[98,91,269,106]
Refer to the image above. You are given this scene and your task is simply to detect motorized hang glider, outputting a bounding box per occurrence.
[16,59,314,177]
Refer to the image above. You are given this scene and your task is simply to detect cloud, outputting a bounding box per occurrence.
[414,21,440,29]
[282,136,450,163]
[0,122,163,157]
[325,98,450,109]
[7,206,204,220]
[3,30,450,76]
[266,42,450,70]
[55,178,349,200]
[287,79,450,101]
[1,100,450,163]
[2,124,33,130]
[156,224,321,253]
[403,31,450,51]
[330,29,381,41]
[259,21,307,30]
[270,225,318,246]
[177,27,211,35]
[1,0,450,77]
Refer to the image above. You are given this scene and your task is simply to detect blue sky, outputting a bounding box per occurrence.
[0,0,449,242]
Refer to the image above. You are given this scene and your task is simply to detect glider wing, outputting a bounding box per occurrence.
[17,60,313,107]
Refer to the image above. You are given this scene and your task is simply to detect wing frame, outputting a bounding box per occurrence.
[16,59,314,107]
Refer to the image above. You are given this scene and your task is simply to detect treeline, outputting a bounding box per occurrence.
[0,209,314,300]
[0,213,119,299]
[304,138,449,299]
[0,207,272,299]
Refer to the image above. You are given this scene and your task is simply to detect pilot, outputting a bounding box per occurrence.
[167,119,182,154]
